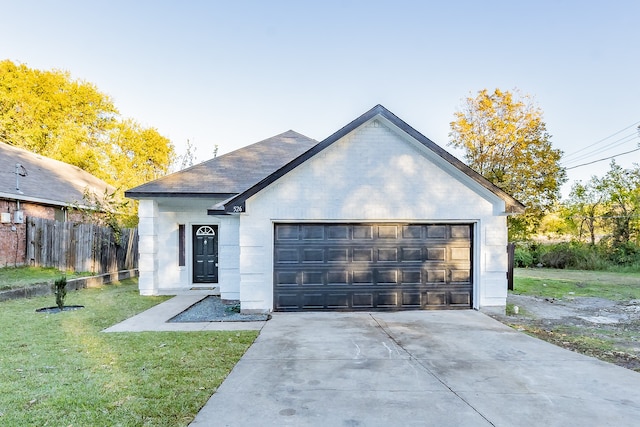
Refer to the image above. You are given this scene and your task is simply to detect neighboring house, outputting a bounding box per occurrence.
[126,105,524,312]
[0,142,114,267]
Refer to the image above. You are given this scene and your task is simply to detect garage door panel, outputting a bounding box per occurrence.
[401,248,422,261]
[353,270,373,284]
[302,248,324,263]
[274,223,472,311]
[276,271,298,286]
[301,271,323,285]
[451,269,471,283]
[327,293,349,308]
[302,225,324,240]
[450,291,471,306]
[378,248,398,262]
[276,248,299,263]
[327,270,349,284]
[353,248,373,262]
[377,270,398,284]
[402,225,423,239]
[277,225,300,240]
[328,249,349,262]
[353,226,374,239]
[426,225,447,238]
[402,270,422,284]
[377,225,398,239]
[426,291,447,307]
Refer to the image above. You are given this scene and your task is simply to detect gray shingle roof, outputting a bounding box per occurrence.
[0,142,114,207]
[125,130,318,198]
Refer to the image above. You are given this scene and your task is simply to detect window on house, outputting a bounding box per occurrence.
[178,224,185,266]
[54,208,66,222]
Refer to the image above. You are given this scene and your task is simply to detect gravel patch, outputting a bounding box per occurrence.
[168,296,270,322]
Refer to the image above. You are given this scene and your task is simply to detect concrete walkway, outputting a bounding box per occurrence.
[103,295,266,332]
[190,310,640,427]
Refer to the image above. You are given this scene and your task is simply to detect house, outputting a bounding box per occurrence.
[125,105,524,312]
[0,142,114,267]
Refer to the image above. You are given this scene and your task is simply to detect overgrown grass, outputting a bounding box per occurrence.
[0,279,258,426]
[0,266,92,290]
[513,268,640,300]
[511,324,640,372]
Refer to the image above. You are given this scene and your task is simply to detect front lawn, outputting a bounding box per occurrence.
[0,279,258,426]
[513,268,640,300]
[0,266,92,290]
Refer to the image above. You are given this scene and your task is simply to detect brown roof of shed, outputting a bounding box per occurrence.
[125,130,318,198]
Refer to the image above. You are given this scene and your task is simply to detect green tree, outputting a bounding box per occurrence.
[564,177,607,245]
[449,88,566,239]
[599,161,640,246]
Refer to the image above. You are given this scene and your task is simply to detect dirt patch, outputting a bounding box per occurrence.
[489,294,640,372]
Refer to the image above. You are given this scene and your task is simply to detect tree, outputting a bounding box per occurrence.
[107,119,173,190]
[449,88,566,239]
[0,59,118,176]
[0,60,175,223]
[599,161,640,246]
[565,177,607,245]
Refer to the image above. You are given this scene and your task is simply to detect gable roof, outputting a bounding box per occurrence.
[125,130,318,199]
[0,142,114,208]
[212,105,525,215]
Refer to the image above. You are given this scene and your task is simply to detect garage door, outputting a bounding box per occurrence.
[273,223,472,311]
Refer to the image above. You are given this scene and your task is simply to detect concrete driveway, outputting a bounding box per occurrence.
[190,310,640,427]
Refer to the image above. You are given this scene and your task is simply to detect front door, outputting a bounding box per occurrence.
[193,225,218,283]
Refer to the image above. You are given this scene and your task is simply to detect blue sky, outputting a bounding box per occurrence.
[2,0,639,197]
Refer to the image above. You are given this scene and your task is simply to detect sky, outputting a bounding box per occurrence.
[1,0,639,198]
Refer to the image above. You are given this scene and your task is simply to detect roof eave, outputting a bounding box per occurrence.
[125,191,238,200]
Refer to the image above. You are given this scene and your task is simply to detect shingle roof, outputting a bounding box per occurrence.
[125,130,318,198]
[214,105,525,214]
[0,142,114,207]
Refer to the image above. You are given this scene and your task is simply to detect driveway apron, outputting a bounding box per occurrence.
[190,311,640,427]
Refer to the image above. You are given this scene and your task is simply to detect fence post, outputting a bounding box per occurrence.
[507,242,515,291]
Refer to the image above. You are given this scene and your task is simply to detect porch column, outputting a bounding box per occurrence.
[138,199,159,295]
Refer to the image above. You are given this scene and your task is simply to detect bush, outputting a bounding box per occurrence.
[608,241,640,266]
[54,276,67,310]
[514,246,534,267]
[538,243,575,269]
[512,240,639,270]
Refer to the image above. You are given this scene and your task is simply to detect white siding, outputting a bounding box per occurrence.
[136,198,241,299]
[239,118,510,312]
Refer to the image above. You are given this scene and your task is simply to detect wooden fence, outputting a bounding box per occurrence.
[26,217,138,274]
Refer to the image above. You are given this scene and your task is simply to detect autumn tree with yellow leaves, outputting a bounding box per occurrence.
[449,88,566,240]
[0,60,175,225]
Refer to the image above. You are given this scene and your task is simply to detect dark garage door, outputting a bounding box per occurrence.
[273,223,473,311]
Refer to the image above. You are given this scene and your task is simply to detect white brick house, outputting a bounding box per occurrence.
[126,105,523,312]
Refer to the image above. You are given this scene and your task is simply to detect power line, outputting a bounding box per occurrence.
[562,120,640,160]
[561,132,639,166]
[565,146,640,170]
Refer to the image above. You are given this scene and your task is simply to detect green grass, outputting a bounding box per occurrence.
[514,268,640,300]
[0,279,258,426]
[0,266,92,290]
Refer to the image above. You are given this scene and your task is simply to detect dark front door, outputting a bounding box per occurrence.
[193,225,218,283]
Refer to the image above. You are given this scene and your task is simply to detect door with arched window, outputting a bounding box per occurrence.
[193,225,218,283]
